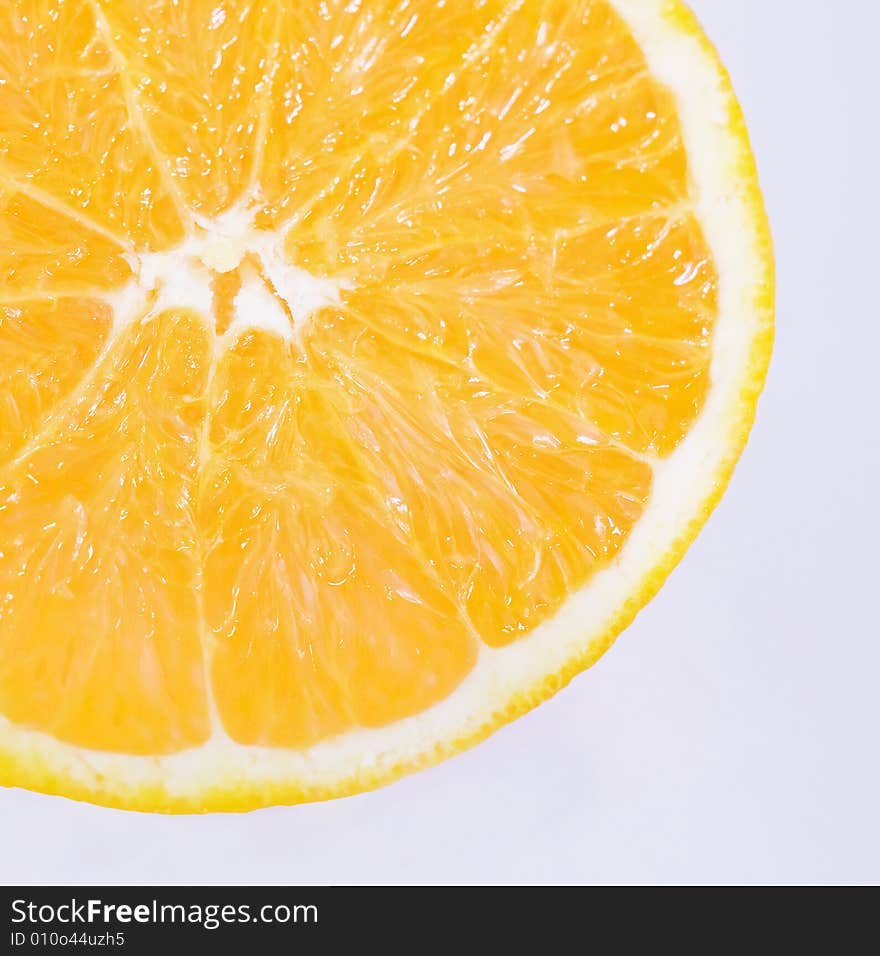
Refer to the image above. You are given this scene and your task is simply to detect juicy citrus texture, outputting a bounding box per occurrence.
[0,1,721,761]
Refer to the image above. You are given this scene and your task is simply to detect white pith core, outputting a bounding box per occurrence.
[0,0,771,805]
[110,204,348,342]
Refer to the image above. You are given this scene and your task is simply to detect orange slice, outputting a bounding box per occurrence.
[0,0,773,811]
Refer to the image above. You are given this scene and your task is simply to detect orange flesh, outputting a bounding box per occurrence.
[0,0,717,754]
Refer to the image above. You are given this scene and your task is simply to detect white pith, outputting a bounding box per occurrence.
[108,203,349,344]
[0,0,771,806]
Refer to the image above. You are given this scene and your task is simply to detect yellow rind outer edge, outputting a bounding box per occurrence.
[0,0,774,814]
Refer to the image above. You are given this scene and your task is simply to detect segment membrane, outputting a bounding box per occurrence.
[94,0,276,217]
[0,0,187,249]
[0,186,132,294]
[0,298,111,464]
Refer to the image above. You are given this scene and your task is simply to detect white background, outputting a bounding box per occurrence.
[1,0,878,885]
